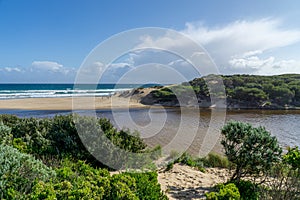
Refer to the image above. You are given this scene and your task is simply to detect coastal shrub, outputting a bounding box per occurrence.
[125,172,168,200]
[202,152,231,168]
[0,123,13,145]
[0,144,55,199]
[0,114,156,169]
[166,152,205,172]
[206,183,240,200]
[29,159,167,199]
[110,174,138,199]
[0,115,167,199]
[283,146,300,169]
[221,121,282,182]
[260,147,300,199]
[232,180,260,200]
[29,159,110,199]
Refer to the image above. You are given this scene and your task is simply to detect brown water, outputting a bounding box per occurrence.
[98,108,300,156]
[1,108,299,156]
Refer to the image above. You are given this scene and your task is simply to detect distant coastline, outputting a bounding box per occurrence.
[138,74,300,110]
[0,74,300,111]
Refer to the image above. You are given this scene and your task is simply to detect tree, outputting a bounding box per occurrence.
[221,121,282,183]
[233,87,267,105]
[268,86,294,105]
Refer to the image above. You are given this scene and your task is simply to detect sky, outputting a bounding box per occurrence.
[0,0,300,83]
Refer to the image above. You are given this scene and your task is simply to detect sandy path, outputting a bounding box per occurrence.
[158,164,231,200]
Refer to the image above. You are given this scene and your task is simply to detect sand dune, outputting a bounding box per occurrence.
[158,164,231,200]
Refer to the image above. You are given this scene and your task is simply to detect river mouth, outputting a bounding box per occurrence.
[1,108,299,156]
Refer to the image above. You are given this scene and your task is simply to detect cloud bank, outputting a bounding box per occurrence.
[181,18,300,74]
[0,61,76,83]
[1,18,300,83]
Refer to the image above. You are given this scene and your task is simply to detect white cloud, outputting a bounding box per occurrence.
[0,61,77,83]
[256,59,300,75]
[229,50,275,70]
[181,18,300,74]
[182,18,300,51]
[2,67,23,72]
[228,50,300,75]
[31,61,77,76]
[80,62,104,74]
[32,61,63,72]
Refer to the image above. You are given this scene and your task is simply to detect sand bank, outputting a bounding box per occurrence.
[0,96,149,111]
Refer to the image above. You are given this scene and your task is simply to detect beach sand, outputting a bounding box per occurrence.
[0,88,156,111]
[0,96,148,110]
[158,164,231,200]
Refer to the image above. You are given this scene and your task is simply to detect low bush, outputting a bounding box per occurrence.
[202,153,231,168]
[166,152,205,172]
[206,183,240,200]
[0,114,167,199]
[125,172,168,200]
[283,146,300,169]
[0,144,55,199]
[0,123,13,145]
[260,146,300,199]
[29,159,167,199]
[233,180,260,200]
[0,114,159,170]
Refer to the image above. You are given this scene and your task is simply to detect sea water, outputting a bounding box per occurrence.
[0,83,156,99]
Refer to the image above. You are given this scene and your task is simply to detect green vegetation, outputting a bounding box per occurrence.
[0,114,167,199]
[205,183,240,200]
[0,144,55,199]
[144,74,300,108]
[261,147,300,199]
[221,121,282,182]
[201,152,231,168]
[205,121,299,200]
[1,113,299,199]
[166,152,206,172]
[166,151,231,173]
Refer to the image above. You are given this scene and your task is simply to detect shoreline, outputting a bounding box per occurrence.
[0,97,300,112]
[0,96,149,111]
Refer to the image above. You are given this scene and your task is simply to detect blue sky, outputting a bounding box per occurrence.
[0,0,300,83]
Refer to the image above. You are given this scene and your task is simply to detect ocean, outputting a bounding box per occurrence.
[0,83,157,99]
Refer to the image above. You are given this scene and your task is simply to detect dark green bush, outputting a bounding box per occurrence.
[221,121,282,182]
[233,180,260,200]
[0,114,155,170]
[148,74,300,108]
[0,115,167,199]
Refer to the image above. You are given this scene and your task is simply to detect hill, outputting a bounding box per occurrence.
[139,74,300,109]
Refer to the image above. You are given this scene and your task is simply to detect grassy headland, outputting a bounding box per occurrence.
[140,74,300,109]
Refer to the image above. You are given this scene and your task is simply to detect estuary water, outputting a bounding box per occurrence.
[1,108,299,155]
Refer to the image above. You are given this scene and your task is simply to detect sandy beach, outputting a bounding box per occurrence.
[0,96,148,111]
[158,164,231,200]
